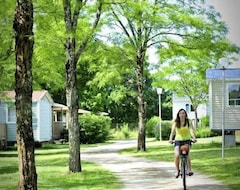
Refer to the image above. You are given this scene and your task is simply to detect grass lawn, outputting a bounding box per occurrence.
[1,137,239,190]
[0,143,121,190]
[120,136,240,190]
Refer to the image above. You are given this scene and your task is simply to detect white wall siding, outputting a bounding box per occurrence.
[210,80,240,130]
[38,97,52,141]
[32,103,39,141]
[6,123,16,141]
[0,103,6,123]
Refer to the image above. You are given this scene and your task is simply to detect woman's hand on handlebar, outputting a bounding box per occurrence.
[169,140,174,144]
[192,138,197,143]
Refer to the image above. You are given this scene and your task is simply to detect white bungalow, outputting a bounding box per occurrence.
[206,68,240,145]
[0,90,67,143]
[172,94,208,121]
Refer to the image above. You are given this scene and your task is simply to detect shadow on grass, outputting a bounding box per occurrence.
[35,150,69,156]
[0,153,18,157]
[37,162,121,190]
[0,165,18,174]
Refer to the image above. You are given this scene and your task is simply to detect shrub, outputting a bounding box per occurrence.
[121,124,130,139]
[146,116,159,138]
[79,114,111,144]
[110,123,138,140]
[160,121,172,140]
[195,126,219,138]
[199,116,209,127]
[146,117,172,140]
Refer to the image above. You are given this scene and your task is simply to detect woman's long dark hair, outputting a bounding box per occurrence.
[174,108,189,128]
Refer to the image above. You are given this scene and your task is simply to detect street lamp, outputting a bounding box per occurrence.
[157,88,163,141]
[218,58,228,160]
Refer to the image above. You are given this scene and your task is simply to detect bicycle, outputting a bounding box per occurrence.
[179,144,189,190]
[172,140,195,190]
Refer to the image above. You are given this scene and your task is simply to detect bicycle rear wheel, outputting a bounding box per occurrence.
[181,157,187,190]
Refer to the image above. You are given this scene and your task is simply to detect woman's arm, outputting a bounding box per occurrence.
[189,121,197,142]
[168,123,176,143]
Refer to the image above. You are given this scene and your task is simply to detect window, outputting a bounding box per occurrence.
[186,104,194,112]
[57,112,66,122]
[8,106,16,122]
[228,83,240,106]
[53,111,66,122]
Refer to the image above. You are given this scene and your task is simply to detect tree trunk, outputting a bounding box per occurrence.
[62,0,102,172]
[13,0,37,189]
[136,52,146,151]
[194,109,198,128]
[65,37,81,172]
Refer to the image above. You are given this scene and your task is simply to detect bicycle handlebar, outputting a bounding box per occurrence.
[169,139,197,144]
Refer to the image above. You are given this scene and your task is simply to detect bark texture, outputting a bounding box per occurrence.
[63,0,102,172]
[65,37,81,172]
[13,0,37,189]
[136,49,146,151]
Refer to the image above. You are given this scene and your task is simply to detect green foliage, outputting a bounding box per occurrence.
[79,114,111,144]
[146,116,159,138]
[161,121,173,140]
[33,0,66,94]
[194,116,214,138]
[146,117,172,140]
[120,124,130,139]
[151,1,239,122]
[195,127,212,138]
[199,115,209,127]
[0,1,15,90]
[110,123,138,140]
[195,126,219,138]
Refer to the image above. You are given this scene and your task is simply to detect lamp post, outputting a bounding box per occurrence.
[221,66,225,160]
[157,88,163,141]
[218,57,228,160]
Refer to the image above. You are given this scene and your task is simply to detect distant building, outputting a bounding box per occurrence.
[206,67,240,146]
[172,94,208,121]
[0,91,67,142]
[206,68,240,131]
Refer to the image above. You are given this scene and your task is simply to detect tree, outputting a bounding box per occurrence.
[13,0,37,189]
[152,7,239,127]
[101,0,239,151]
[62,0,103,172]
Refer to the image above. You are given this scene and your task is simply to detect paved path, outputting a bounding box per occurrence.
[82,140,229,190]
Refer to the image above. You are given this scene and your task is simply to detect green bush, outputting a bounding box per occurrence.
[195,127,211,138]
[110,123,138,140]
[146,117,172,140]
[160,121,172,140]
[79,114,111,144]
[146,116,159,138]
[195,126,219,138]
[199,116,209,127]
[121,124,130,139]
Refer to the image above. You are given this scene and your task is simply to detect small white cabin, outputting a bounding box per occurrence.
[0,91,55,142]
[206,68,240,131]
[172,94,208,121]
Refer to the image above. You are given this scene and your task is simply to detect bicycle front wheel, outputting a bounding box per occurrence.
[182,157,187,190]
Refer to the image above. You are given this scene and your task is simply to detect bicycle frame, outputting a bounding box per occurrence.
[171,140,195,189]
[180,149,188,190]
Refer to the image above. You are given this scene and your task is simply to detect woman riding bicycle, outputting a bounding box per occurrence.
[168,108,197,178]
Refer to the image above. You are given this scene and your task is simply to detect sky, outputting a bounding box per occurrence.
[206,0,240,67]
